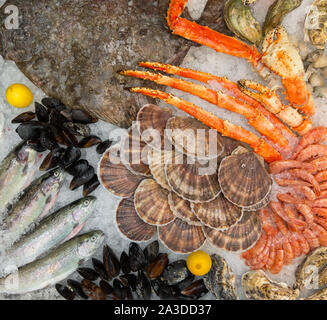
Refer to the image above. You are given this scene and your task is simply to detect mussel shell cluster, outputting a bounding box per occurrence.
[99,104,269,254]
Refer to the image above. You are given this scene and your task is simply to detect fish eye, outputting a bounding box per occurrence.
[83,200,90,206]
[91,236,97,242]
[54,170,60,177]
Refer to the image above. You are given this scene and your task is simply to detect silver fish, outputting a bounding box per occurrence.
[3,167,66,244]
[5,196,96,268]
[0,142,38,211]
[0,230,104,294]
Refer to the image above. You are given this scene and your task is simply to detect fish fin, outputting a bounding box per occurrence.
[62,222,86,243]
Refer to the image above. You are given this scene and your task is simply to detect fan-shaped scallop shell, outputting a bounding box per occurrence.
[168,192,202,226]
[137,104,172,150]
[99,146,144,198]
[192,193,243,229]
[158,218,206,253]
[218,150,272,208]
[203,211,262,252]
[220,136,243,158]
[165,152,221,203]
[116,197,156,242]
[121,125,151,176]
[134,179,175,225]
[148,148,173,191]
[166,116,224,159]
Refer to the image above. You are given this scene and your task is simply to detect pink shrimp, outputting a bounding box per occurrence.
[314,216,327,230]
[292,186,316,201]
[282,235,294,265]
[242,233,268,259]
[309,222,327,246]
[318,190,327,198]
[265,238,276,270]
[313,198,327,208]
[269,160,316,174]
[269,238,284,274]
[312,207,327,218]
[310,156,327,172]
[275,178,312,188]
[246,236,271,268]
[296,144,327,162]
[277,193,311,206]
[303,228,320,250]
[295,204,315,225]
[320,181,327,191]
[288,169,320,195]
[288,232,302,258]
[316,170,327,183]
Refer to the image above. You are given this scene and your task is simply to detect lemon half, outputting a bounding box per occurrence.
[6,84,33,108]
[186,250,212,276]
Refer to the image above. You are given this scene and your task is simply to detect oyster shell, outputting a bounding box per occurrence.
[304,287,327,300]
[218,148,272,209]
[242,270,299,300]
[116,197,156,242]
[203,211,262,252]
[166,116,224,160]
[121,125,151,176]
[192,193,243,230]
[204,254,237,300]
[137,104,172,150]
[134,179,175,226]
[99,146,144,198]
[165,152,221,203]
[158,218,206,253]
[224,0,262,45]
[168,192,202,226]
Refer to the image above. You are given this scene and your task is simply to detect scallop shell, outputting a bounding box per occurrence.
[165,152,221,203]
[220,136,243,158]
[121,125,151,176]
[158,218,206,253]
[192,193,243,230]
[148,148,173,191]
[218,150,272,208]
[137,104,172,150]
[168,192,202,226]
[116,197,156,242]
[134,179,175,226]
[203,211,262,252]
[99,146,144,198]
[166,116,224,159]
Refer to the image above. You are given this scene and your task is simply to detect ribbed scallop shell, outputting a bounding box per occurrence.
[158,218,206,253]
[134,179,175,225]
[220,136,243,158]
[148,148,173,191]
[165,152,221,203]
[168,192,202,226]
[218,150,272,208]
[121,125,151,176]
[192,193,243,229]
[137,104,172,150]
[203,211,262,252]
[116,197,156,242]
[99,146,144,198]
[166,116,224,159]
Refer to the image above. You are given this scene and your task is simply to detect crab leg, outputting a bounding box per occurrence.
[138,61,296,139]
[122,69,289,148]
[128,87,282,162]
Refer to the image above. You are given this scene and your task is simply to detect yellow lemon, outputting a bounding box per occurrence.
[5,84,33,108]
[186,250,212,276]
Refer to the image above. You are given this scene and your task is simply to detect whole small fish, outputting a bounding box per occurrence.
[0,231,104,294]
[6,196,96,268]
[3,167,66,245]
[0,142,38,211]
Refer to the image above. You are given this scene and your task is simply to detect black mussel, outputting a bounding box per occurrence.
[39,147,64,171]
[78,135,102,148]
[66,159,89,176]
[63,122,91,137]
[35,102,49,122]
[146,253,169,280]
[143,240,159,264]
[96,140,112,154]
[72,109,98,124]
[55,283,75,300]
[67,279,88,299]
[61,127,79,146]
[99,280,113,295]
[120,251,131,275]
[11,111,35,124]
[16,121,45,140]
[103,245,120,280]
[113,279,126,300]
[151,278,165,296]
[26,139,47,152]
[81,279,106,300]
[92,258,109,281]
[153,281,176,300]
[171,274,195,294]
[136,271,152,300]
[129,242,147,272]
[60,109,73,122]
[123,285,133,300]
[49,109,67,125]
[40,129,58,151]
[41,97,62,109]
[61,146,81,167]
[161,260,190,286]
[77,267,99,281]
[180,279,208,300]
[120,274,137,292]
[83,174,100,197]
[69,166,95,190]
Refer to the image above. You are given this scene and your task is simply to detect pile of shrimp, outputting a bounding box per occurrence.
[242,127,327,274]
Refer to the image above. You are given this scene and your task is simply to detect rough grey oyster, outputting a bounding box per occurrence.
[0,0,229,128]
